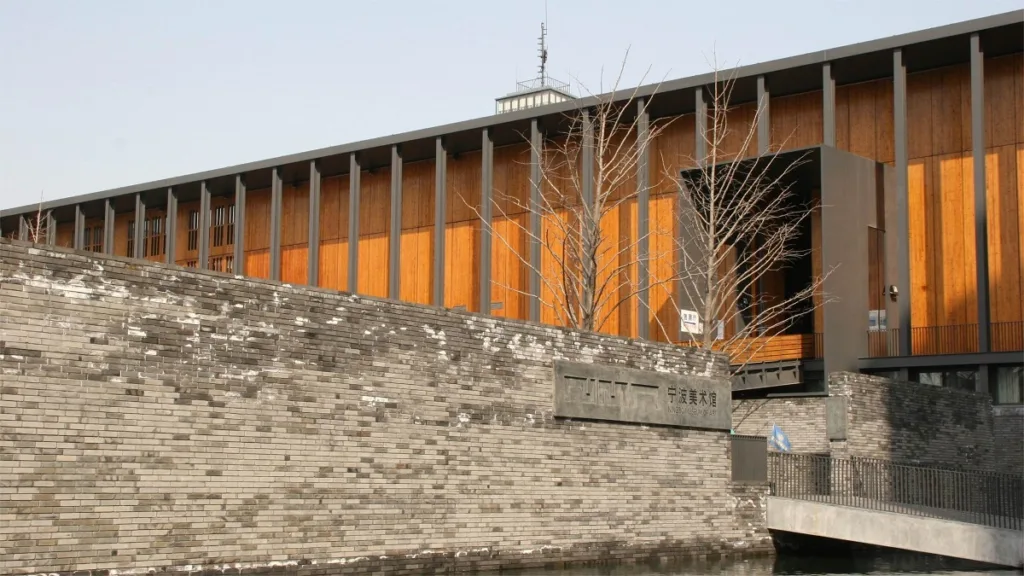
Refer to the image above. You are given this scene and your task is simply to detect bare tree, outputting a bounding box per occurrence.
[667,59,833,369]
[21,192,51,244]
[473,53,675,333]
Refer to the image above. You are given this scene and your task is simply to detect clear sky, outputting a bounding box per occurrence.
[1,0,1020,210]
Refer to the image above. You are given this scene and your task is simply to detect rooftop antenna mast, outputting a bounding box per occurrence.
[538,21,548,87]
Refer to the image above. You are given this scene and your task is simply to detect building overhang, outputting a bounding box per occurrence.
[859,351,1024,370]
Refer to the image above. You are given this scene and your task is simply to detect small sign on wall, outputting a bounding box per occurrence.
[552,360,731,430]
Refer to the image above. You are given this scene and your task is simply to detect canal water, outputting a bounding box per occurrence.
[513,552,1020,576]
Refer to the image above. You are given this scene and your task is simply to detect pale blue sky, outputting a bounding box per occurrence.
[1,0,1020,210]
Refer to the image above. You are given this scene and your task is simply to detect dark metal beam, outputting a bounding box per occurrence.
[433,137,447,307]
[389,145,403,300]
[695,87,708,165]
[73,204,85,250]
[971,34,991,354]
[308,161,321,286]
[269,168,282,281]
[822,62,836,147]
[528,119,542,323]
[480,128,493,314]
[859,351,1022,371]
[45,211,56,245]
[347,154,361,293]
[757,75,770,155]
[636,100,651,340]
[582,109,596,319]
[132,192,145,259]
[198,181,211,270]
[233,177,245,275]
[102,199,114,254]
[894,49,912,357]
[165,188,177,265]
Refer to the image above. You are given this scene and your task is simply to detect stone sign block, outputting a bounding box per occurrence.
[553,360,731,430]
[826,396,848,441]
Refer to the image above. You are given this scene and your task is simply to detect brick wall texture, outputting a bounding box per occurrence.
[0,240,772,574]
[731,398,828,453]
[828,372,1001,471]
[992,405,1024,476]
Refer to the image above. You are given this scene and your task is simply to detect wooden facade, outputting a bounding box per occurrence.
[20,16,1024,367]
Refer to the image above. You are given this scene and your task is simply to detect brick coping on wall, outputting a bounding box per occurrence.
[0,238,729,369]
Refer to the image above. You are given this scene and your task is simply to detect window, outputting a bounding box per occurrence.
[146,216,165,257]
[83,226,102,252]
[127,220,135,257]
[913,368,976,393]
[128,217,166,258]
[187,210,199,251]
[208,255,235,274]
[991,366,1023,405]
[211,204,235,248]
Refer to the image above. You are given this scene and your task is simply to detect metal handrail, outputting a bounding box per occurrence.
[768,452,1023,530]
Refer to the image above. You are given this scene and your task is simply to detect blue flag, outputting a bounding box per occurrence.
[768,424,792,452]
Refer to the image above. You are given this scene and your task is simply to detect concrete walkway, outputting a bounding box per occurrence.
[767,496,1024,569]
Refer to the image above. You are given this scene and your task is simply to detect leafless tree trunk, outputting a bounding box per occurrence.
[668,60,833,369]
[476,54,676,333]
[22,192,50,244]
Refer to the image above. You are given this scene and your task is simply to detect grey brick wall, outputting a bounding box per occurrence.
[0,239,770,575]
[992,405,1024,476]
[731,398,829,453]
[828,372,996,471]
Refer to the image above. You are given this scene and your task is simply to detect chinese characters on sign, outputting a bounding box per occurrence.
[552,360,731,430]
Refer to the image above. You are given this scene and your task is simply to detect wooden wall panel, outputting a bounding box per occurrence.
[402,159,435,230]
[445,221,479,312]
[770,90,823,151]
[984,54,1024,333]
[318,175,349,292]
[358,169,391,298]
[648,192,677,342]
[55,222,73,248]
[445,152,482,311]
[905,63,982,334]
[399,159,435,305]
[399,226,432,305]
[836,78,894,164]
[490,144,531,321]
[717,102,757,161]
[114,213,130,257]
[649,114,696,195]
[493,144,531,217]
[280,183,309,285]
[244,189,270,278]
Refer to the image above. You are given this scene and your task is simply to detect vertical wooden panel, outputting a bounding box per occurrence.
[114,212,130,257]
[649,115,696,195]
[770,90,823,151]
[55,222,74,248]
[244,188,271,279]
[491,144,530,321]
[986,145,1021,326]
[319,175,349,292]
[444,151,482,311]
[399,158,435,305]
[280,182,309,285]
[649,192,677,342]
[358,168,391,299]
